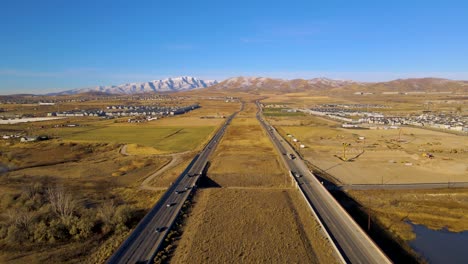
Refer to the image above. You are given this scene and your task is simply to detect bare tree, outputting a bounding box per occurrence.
[46,185,76,223]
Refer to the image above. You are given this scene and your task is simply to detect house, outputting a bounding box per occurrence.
[20,136,38,142]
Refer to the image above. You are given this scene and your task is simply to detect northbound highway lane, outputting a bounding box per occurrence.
[256,102,392,264]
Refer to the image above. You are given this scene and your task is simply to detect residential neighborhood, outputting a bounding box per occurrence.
[47,103,200,118]
[298,105,468,133]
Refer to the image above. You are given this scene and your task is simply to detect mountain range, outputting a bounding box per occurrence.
[51,76,218,95]
[208,77,468,94]
[48,76,468,95]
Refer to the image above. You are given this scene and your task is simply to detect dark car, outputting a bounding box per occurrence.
[155,227,166,233]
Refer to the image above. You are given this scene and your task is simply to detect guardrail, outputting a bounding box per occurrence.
[256,107,346,263]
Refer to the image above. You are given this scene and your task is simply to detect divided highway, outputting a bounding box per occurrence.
[107,111,238,264]
[256,102,392,264]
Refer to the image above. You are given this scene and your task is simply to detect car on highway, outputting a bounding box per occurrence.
[294,173,302,178]
[166,202,176,207]
[184,186,192,191]
[175,190,184,194]
[289,153,296,159]
[155,227,166,233]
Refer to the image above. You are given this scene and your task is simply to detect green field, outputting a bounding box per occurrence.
[263,108,305,117]
[53,125,215,153]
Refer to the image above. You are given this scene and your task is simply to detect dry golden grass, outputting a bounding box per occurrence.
[0,139,178,264]
[208,105,287,187]
[124,144,166,155]
[171,188,339,264]
[2,142,171,186]
[348,188,468,241]
[147,152,196,188]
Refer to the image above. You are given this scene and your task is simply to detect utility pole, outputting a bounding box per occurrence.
[342,143,351,161]
[368,196,371,231]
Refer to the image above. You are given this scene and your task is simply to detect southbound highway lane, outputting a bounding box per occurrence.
[107,112,237,264]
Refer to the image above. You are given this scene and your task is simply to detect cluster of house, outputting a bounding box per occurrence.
[300,107,468,133]
[2,134,49,142]
[318,104,390,109]
[264,104,290,108]
[301,108,385,123]
[408,113,467,132]
[47,104,200,118]
[2,134,22,140]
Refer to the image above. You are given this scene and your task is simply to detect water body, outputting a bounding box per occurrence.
[409,222,468,264]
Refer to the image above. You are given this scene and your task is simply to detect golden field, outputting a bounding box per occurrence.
[171,188,339,264]
[208,103,288,187]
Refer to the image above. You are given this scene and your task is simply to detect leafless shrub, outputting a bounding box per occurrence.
[46,185,76,223]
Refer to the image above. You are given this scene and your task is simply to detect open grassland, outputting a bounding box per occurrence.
[348,188,468,242]
[1,141,171,185]
[171,188,339,264]
[61,125,215,153]
[0,141,168,263]
[208,103,287,187]
[270,114,468,184]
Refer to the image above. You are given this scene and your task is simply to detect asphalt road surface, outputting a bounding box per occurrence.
[256,103,392,264]
[107,112,238,264]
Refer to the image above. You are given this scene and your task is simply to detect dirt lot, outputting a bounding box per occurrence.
[171,188,338,264]
[271,115,468,184]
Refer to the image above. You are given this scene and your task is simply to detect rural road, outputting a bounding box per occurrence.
[339,182,468,190]
[107,111,238,264]
[257,102,392,264]
[119,144,193,191]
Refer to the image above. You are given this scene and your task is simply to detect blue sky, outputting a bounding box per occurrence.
[1,0,467,94]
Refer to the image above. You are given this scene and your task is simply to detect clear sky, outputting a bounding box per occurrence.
[1,0,467,94]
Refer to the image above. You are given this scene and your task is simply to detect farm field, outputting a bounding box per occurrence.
[270,114,468,184]
[171,188,339,264]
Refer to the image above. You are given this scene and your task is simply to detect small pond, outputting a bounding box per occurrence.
[409,222,468,264]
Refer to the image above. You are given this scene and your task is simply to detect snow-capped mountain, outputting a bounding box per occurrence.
[53,76,218,95]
